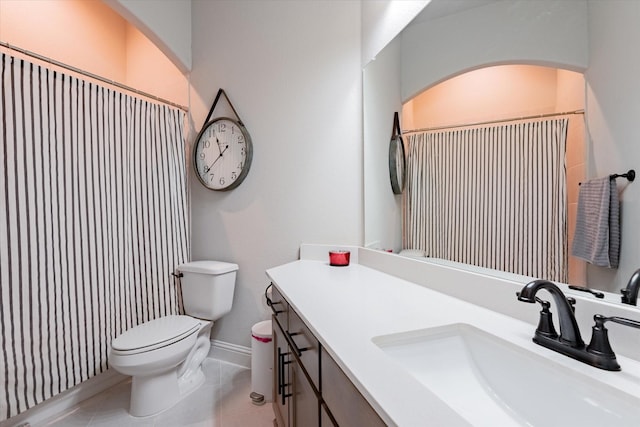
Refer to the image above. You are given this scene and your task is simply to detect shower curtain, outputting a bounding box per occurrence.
[403,118,568,282]
[0,53,190,420]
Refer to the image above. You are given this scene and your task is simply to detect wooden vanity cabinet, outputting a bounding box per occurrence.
[270,283,385,427]
[272,286,319,427]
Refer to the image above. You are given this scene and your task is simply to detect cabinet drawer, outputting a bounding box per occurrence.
[288,308,320,391]
[270,284,289,328]
[321,349,386,427]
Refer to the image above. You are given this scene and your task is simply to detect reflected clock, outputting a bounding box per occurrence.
[389,112,405,194]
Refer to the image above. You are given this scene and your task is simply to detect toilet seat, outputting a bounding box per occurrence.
[111,315,201,355]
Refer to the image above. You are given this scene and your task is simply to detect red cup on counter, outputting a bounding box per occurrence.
[329,250,350,267]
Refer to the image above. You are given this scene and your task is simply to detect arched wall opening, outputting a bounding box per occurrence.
[401,63,586,285]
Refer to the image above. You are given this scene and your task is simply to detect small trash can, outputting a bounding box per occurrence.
[250,319,273,405]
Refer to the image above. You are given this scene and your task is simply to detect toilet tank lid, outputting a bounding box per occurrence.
[177,260,239,275]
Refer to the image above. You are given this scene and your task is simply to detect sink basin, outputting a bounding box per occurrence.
[372,324,640,427]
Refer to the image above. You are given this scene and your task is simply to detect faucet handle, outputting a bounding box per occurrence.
[534,297,558,339]
[586,314,640,371]
[534,296,550,308]
[597,315,640,330]
[587,315,616,357]
[568,285,604,299]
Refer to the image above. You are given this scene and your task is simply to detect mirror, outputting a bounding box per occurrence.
[364,0,639,302]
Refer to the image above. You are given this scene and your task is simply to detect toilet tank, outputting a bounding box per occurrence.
[176,260,238,321]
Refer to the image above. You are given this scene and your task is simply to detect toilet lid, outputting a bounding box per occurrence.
[111,315,200,353]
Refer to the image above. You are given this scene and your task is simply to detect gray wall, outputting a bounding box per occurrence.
[585,0,640,293]
[189,0,363,347]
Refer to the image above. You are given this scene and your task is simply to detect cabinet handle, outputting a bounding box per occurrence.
[281,355,292,405]
[277,348,283,397]
[286,331,310,357]
[278,347,292,405]
[271,303,285,315]
[266,284,286,315]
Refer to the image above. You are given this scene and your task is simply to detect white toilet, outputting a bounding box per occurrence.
[108,260,238,417]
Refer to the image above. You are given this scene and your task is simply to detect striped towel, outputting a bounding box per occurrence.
[571,177,620,268]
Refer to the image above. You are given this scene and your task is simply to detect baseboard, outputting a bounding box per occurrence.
[0,370,127,427]
[209,339,252,368]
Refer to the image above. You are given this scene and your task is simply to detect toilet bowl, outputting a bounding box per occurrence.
[108,260,238,417]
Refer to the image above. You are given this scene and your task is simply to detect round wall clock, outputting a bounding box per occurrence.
[389,134,405,194]
[194,117,253,191]
[389,112,405,194]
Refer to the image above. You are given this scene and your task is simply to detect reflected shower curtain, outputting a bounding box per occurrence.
[0,53,189,420]
[403,119,568,282]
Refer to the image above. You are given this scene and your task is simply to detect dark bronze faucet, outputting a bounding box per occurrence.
[518,279,640,371]
[518,280,584,347]
[620,268,640,305]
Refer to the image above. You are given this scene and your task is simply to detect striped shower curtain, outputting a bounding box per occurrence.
[403,119,568,282]
[0,53,189,420]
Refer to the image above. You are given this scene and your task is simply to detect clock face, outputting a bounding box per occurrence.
[194,117,252,191]
[389,135,405,194]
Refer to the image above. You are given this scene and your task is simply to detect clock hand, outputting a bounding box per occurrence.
[206,145,229,171]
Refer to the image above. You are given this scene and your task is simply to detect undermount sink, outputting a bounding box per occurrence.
[372,324,640,427]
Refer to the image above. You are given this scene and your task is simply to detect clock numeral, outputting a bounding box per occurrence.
[203,166,210,174]
[219,177,225,186]
[199,152,205,159]
[237,162,243,170]
[209,173,215,182]
[238,135,244,143]
[203,140,211,148]
[219,123,226,132]
[231,172,237,181]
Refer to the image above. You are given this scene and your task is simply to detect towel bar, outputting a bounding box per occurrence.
[609,169,635,182]
[579,169,635,185]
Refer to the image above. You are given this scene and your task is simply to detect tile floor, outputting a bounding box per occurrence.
[40,359,275,427]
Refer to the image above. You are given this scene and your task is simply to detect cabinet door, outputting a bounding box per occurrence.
[288,308,320,391]
[292,357,319,427]
[320,403,337,427]
[273,321,292,427]
[321,349,386,427]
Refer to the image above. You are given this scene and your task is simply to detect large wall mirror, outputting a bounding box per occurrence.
[364,0,640,303]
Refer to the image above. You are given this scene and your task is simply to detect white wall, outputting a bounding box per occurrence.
[361,0,429,66]
[401,0,588,101]
[103,0,192,72]
[0,0,127,82]
[0,0,188,107]
[363,37,403,251]
[585,0,640,293]
[189,0,362,347]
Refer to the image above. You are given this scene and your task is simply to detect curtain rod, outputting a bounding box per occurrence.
[402,109,584,134]
[1,41,188,112]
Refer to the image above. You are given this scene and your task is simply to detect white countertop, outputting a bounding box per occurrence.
[266,259,640,427]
